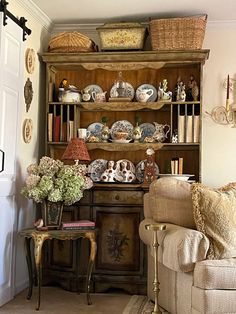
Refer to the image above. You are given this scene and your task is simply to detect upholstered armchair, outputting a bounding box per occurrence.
[139,178,236,314]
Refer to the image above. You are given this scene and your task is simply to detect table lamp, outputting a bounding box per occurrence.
[61,138,90,164]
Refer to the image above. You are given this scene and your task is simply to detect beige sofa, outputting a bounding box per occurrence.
[139,178,236,314]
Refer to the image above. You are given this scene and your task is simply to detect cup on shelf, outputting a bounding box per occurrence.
[77,128,91,141]
[113,131,129,141]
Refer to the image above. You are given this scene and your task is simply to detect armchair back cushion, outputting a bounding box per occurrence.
[149,178,195,229]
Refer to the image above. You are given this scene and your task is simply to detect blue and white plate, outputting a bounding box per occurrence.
[139,123,155,142]
[110,120,134,140]
[135,84,157,102]
[87,122,104,138]
[88,159,108,182]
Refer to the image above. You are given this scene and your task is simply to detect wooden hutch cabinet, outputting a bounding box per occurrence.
[40,50,209,294]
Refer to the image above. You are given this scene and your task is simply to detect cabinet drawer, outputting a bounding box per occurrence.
[93,190,143,205]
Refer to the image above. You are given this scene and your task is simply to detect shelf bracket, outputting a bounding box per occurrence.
[0,0,32,41]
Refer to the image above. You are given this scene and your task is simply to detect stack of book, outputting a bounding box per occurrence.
[62,220,95,230]
[171,157,183,175]
[47,113,74,143]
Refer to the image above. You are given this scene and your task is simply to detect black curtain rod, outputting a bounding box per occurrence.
[0,0,32,41]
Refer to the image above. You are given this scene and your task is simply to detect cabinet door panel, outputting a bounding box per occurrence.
[95,207,141,273]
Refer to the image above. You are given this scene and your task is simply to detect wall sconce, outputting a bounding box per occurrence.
[206,75,236,127]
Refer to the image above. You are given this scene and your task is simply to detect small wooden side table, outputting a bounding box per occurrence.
[145,223,166,314]
[18,228,97,311]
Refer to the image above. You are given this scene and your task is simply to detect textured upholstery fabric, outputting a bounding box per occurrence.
[194,258,236,289]
[192,286,236,313]
[149,178,195,228]
[143,192,152,218]
[191,182,236,259]
[139,178,236,314]
[139,219,209,272]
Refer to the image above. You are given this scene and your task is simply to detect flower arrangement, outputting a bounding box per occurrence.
[21,156,92,205]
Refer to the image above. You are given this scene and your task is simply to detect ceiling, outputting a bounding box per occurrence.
[31,0,236,24]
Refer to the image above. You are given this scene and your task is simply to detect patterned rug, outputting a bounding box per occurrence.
[122,295,168,314]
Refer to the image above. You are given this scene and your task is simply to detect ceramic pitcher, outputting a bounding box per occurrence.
[152,122,170,142]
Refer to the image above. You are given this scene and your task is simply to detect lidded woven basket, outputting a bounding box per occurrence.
[150,14,207,50]
[48,32,97,53]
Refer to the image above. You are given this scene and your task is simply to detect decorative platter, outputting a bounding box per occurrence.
[87,122,104,138]
[139,122,155,142]
[110,82,135,100]
[88,159,108,182]
[84,84,103,98]
[158,174,194,181]
[110,120,133,140]
[135,160,159,182]
[135,84,157,102]
[22,118,33,143]
[25,48,36,74]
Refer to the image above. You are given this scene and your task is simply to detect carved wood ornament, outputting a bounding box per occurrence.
[24,78,33,112]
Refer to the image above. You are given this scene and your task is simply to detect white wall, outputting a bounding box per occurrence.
[6,0,52,295]
[202,22,236,187]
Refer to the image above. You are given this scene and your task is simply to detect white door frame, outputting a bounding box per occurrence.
[0,12,23,306]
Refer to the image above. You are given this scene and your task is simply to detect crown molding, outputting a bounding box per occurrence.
[207,20,236,29]
[52,20,236,34]
[52,23,103,36]
[15,0,54,32]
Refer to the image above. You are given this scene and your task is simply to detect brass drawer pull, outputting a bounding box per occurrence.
[115,195,120,200]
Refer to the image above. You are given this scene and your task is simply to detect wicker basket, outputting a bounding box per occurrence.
[150,15,207,50]
[48,32,97,53]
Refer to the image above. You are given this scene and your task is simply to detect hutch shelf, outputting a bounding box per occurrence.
[40,49,209,294]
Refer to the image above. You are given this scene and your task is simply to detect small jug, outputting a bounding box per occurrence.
[92,91,107,103]
[152,122,170,142]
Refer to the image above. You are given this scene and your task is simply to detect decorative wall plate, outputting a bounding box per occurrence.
[25,48,36,74]
[24,78,33,112]
[23,118,33,143]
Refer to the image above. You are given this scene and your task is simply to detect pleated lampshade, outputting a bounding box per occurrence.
[61,138,90,162]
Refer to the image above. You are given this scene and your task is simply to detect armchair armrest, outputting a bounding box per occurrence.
[139,218,210,272]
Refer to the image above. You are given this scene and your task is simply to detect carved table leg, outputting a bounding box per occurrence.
[24,237,33,300]
[33,234,47,311]
[85,233,97,305]
[146,224,166,314]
